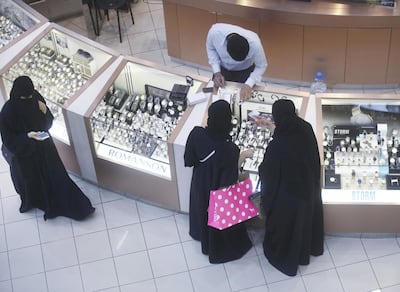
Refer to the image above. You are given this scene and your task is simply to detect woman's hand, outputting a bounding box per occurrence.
[253,116,276,132]
[238,149,254,168]
[38,100,47,114]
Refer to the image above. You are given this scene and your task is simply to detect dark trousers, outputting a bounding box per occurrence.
[220,64,255,83]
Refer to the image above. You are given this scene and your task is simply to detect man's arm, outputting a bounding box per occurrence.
[206,27,222,74]
[244,41,268,88]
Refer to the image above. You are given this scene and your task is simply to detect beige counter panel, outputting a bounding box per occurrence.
[324,204,400,233]
[260,22,304,81]
[345,28,391,84]
[303,26,347,85]
[386,27,400,84]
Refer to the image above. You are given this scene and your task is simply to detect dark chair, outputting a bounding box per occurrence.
[82,0,99,36]
[94,0,135,43]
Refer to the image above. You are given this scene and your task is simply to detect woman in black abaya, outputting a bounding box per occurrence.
[184,99,253,263]
[257,99,324,276]
[0,76,95,220]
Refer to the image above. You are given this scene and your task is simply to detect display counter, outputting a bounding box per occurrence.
[0,0,47,54]
[0,23,119,174]
[66,55,209,210]
[163,0,400,85]
[315,92,400,232]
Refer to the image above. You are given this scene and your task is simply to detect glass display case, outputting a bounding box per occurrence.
[0,0,47,53]
[317,94,400,203]
[0,23,117,145]
[89,57,203,180]
[213,83,309,190]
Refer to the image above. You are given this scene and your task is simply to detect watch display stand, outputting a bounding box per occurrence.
[316,93,400,232]
[0,0,47,53]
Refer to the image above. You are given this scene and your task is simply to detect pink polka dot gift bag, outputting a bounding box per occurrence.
[208,178,259,230]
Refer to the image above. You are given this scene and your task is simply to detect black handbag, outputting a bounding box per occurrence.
[1,144,14,165]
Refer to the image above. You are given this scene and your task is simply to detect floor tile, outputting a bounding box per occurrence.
[8,245,44,278]
[174,213,192,242]
[190,265,231,292]
[120,279,157,292]
[267,277,307,292]
[382,285,400,291]
[336,261,379,292]
[0,251,10,281]
[108,223,146,256]
[302,269,344,292]
[103,198,140,228]
[148,243,187,277]
[124,11,155,35]
[0,225,7,252]
[142,216,180,249]
[46,266,84,292]
[37,216,73,243]
[75,230,112,264]
[99,188,124,203]
[326,237,368,267]
[134,49,165,65]
[2,196,36,224]
[370,253,400,287]
[155,271,194,292]
[12,273,47,292]
[237,286,269,292]
[71,205,107,236]
[114,251,153,285]
[0,280,12,292]
[129,30,160,54]
[42,238,78,270]
[80,258,118,292]
[155,28,167,50]
[0,172,18,198]
[96,34,132,56]
[150,9,164,29]
[5,218,39,250]
[361,237,400,259]
[137,201,173,222]
[182,240,211,270]
[0,199,3,224]
[224,255,265,291]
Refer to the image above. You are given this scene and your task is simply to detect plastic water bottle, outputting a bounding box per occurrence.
[310,71,327,94]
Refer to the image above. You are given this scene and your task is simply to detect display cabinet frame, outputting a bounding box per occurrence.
[0,22,119,174]
[0,0,47,54]
[66,55,209,210]
[315,92,400,232]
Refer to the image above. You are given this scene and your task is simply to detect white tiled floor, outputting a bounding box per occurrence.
[1,0,400,291]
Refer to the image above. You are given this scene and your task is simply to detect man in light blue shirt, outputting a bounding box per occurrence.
[206,23,268,101]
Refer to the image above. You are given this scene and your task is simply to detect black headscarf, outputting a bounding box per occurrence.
[226,33,249,61]
[207,99,232,138]
[272,99,297,136]
[10,76,34,100]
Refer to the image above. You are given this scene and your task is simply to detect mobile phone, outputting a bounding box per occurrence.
[202,87,214,93]
[37,131,50,140]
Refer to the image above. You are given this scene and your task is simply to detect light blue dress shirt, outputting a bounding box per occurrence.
[206,23,268,87]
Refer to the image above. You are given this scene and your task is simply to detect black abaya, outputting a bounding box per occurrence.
[184,126,252,263]
[0,89,95,220]
[258,100,324,276]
